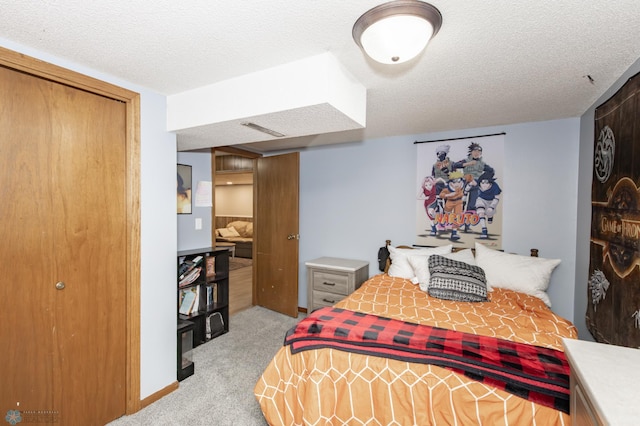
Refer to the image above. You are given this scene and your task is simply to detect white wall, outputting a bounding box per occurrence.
[139,94,177,399]
[177,151,213,250]
[215,184,254,217]
[0,38,179,400]
[576,56,640,341]
[300,118,581,324]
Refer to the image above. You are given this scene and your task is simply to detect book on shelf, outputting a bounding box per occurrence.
[206,284,218,306]
[179,289,197,315]
[179,266,202,287]
[178,256,187,275]
[206,256,216,278]
[202,284,220,308]
[179,255,204,280]
[191,286,200,313]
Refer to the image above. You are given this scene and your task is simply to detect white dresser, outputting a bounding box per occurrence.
[306,257,369,312]
[563,338,640,425]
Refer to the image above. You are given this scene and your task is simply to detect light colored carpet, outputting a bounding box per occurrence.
[108,306,302,426]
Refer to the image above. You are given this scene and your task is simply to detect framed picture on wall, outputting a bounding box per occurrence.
[177,164,192,214]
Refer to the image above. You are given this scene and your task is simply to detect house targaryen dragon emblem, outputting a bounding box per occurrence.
[594,125,615,183]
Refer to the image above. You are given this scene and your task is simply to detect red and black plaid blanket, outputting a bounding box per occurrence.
[285,307,570,414]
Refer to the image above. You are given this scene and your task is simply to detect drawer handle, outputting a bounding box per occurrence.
[323,281,336,286]
[322,298,336,304]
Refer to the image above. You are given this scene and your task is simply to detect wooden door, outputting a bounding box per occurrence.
[254,153,300,317]
[0,64,127,424]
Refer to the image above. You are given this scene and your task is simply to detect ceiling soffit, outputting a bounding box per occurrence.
[168,53,366,151]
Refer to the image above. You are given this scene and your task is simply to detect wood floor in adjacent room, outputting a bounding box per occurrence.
[229,261,253,316]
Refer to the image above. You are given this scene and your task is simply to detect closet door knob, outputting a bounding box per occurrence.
[55,281,66,290]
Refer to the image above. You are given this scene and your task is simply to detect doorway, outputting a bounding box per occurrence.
[212,149,300,317]
[214,152,255,315]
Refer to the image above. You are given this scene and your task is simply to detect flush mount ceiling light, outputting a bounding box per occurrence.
[352,0,442,64]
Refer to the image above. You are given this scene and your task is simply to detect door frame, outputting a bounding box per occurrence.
[212,147,261,305]
[0,46,142,414]
[213,148,300,316]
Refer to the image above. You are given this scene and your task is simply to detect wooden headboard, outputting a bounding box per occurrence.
[215,216,253,229]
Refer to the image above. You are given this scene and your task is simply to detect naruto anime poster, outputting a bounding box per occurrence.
[588,71,640,348]
[415,134,505,249]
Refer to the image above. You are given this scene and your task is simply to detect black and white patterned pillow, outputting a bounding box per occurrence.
[428,255,488,302]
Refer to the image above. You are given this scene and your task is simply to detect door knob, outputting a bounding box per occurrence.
[55,281,66,290]
[287,234,299,240]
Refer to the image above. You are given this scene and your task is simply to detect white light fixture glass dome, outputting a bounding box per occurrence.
[353,1,442,65]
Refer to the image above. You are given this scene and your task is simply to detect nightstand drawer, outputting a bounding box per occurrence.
[306,257,369,312]
[312,289,346,308]
[311,271,350,295]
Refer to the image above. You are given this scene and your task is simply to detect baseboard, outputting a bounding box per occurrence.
[140,381,179,409]
[298,306,307,314]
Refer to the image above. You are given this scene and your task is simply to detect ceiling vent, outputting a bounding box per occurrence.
[240,122,285,138]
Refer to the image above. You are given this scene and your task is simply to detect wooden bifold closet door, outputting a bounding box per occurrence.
[0,64,127,425]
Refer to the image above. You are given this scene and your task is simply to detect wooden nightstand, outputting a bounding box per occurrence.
[306,257,369,312]
[563,338,640,425]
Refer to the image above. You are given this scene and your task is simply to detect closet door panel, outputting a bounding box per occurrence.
[0,64,127,425]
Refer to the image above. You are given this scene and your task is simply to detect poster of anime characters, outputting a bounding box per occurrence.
[587,71,640,348]
[415,134,505,249]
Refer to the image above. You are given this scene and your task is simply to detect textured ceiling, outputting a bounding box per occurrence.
[1,1,640,153]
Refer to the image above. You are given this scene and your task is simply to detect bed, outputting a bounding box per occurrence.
[254,242,578,425]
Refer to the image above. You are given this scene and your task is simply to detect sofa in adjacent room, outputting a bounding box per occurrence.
[215,217,253,258]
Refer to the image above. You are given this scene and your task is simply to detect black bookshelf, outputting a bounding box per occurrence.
[177,247,230,349]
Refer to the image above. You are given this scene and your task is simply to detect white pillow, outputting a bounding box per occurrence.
[447,248,476,265]
[474,242,560,307]
[409,248,476,292]
[388,244,452,280]
[217,227,241,238]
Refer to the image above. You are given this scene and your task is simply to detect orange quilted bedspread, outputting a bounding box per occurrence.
[255,274,578,426]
